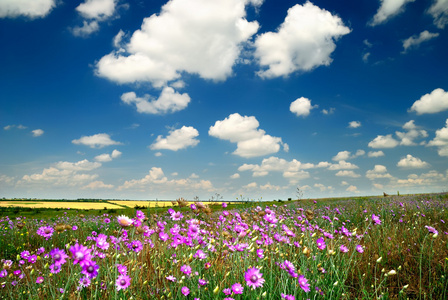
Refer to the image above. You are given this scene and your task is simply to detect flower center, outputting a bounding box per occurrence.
[54,253,61,260]
[250,275,258,283]
[120,279,126,286]
[87,266,94,273]
[75,252,84,260]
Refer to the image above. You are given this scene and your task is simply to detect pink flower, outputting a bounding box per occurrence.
[372,214,381,225]
[231,282,244,294]
[298,275,310,292]
[356,245,364,253]
[36,276,44,284]
[181,264,192,276]
[69,243,92,267]
[117,215,133,227]
[115,274,131,291]
[244,267,265,289]
[316,237,326,250]
[181,286,190,296]
[340,245,349,253]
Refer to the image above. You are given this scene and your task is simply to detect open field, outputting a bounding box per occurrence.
[0,201,123,210]
[1,193,447,299]
[108,200,225,208]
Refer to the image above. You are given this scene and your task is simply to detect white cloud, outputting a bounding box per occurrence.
[409,88,448,115]
[368,134,399,148]
[0,174,15,185]
[0,0,56,19]
[230,173,240,179]
[254,1,350,78]
[54,159,102,171]
[4,124,27,130]
[209,113,284,158]
[346,185,359,193]
[290,97,318,117]
[397,154,430,169]
[121,87,190,114]
[368,150,385,157]
[72,0,118,37]
[369,0,415,26]
[395,170,447,187]
[348,121,361,128]
[96,0,260,85]
[32,129,44,137]
[335,170,361,178]
[72,133,122,148]
[428,0,448,29]
[94,149,122,162]
[118,167,215,193]
[328,160,359,170]
[428,119,448,156]
[366,165,393,180]
[113,30,126,48]
[82,181,114,189]
[332,150,364,161]
[238,156,314,180]
[395,120,428,146]
[150,126,199,151]
[402,30,439,52]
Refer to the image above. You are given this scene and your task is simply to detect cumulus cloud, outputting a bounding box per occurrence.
[237,156,315,180]
[209,113,284,158]
[335,170,361,178]
[54,159,102,171]
[82,181,114,189]
[328,160,359,170]
[428,119,448,156]
[290,97,318,117]
[369,0,415,26]
[72,0,118,37]
[409,88,448,115]
[72,133,122,148]
[368,134,399,148]
[32,129,44,137]
[395,120,428,146]
[332,150,365,161]
[94,149,122,162]
[395,170,447,188]
[96,0,260,85]
[402,30,439,52]
[397,154,430,169]
[254,1,350,78]
[230,173,240,179]
[0,0,56,19]
[121,87,190,114]
[4,124,27,130]
[118,166,214,193]
[368,150,385,157]
[348,121,361,128]
[366,165,393,180]
[346,185,359,193]
[428,0,448,29]
[150,126,199,151]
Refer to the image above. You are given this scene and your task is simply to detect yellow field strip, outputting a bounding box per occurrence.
[0,202,123,210]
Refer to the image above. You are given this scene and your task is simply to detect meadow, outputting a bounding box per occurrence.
[0,193,447,299]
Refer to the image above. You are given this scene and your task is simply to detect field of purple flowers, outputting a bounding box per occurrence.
[1,194,448,299]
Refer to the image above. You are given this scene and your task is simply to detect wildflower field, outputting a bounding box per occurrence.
[1,193,447,299]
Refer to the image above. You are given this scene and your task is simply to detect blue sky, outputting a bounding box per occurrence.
[1,0,447,201]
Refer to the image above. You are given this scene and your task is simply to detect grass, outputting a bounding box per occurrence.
[0,194,447,299]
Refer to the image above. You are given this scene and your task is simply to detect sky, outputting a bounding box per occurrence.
[0,0,448,201]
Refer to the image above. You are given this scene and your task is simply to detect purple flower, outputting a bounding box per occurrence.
[340,244,349,253]
[425,226,439,235]
[298,275,310,292]
[166,275,176,282]
[82,260,99,278]
[130,240,143,253]
[222,202,228,208]
[117,264,127,275]
[256,249,264,258]
[50,248,69,265]
[231,282,244,294]
[356,245,364,253]
[181,264,192,276]
[194,249,207,260]
[70,243,92,267]
[181,286,190,296]
[116,274,131,291]
[27,254,37,264]
[0,269,7,278]
[281,294,295,300]
[244,267,265,289]
[36,276,44,284]
[50,263,62,274]
[170,211,184,221]
[316,237,326,250]
[372,214,381,225]
[198,278,208,286]
[79,276,91,288]
[37,226,54,240]
[103,218,110,223]
[135,210,146,221]
[223,288,232,295]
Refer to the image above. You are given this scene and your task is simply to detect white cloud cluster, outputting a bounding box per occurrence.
[290,97,318,117]
[209,113,285,158]
[397,154,430,169]
[409,88,448,115]
[150,126,199,151]
[118,167,214,193]
[254,1,350,78]
[121,87,190,114]
[238,156,314,179]
[368,150,385,157]
[335,170,361,178]
[72,0,118,37]
[4,124,27,130]
[94,149,122,162]
[332,150,365,161]
[428,119,448,156]
[366,165,393,180]
[0,0,56,19]
[402,30,439,52]
[428,0,448,29]
[348,121,361,128]
[96,0,260,85]
[72,133,122,148]
[368,120,427,148]
[369,0,415,26]
[32,129,44,137]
